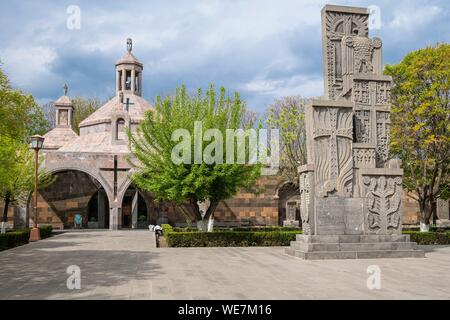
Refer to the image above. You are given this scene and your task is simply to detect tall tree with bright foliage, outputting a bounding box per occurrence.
[386,43,449,231]
[128,85,262,231]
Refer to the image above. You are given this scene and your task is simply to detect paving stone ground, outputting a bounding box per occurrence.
[0,230,449,300]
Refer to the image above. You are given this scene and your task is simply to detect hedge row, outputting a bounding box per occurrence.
[403,231,450,245]
[162,224,450,247]
[171,226,301,233]
[162,224,302,247]
[0,226,53,252]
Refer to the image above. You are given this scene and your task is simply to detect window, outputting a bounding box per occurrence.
[125,70,132,90]
[116,118,126,140]
[135,72,140,93]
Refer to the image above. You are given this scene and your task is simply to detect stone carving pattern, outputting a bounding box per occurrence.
[323,11,368,100]
[376,81,391,105]
[344,36,382,74]
[376,111,390,167]
[363,176,402,233]
[353,81,370,104]
[286,201,297,221]
[299,173,311,235]
[354,110,371,143]
[353,148,375,167]
[313,107,353,197]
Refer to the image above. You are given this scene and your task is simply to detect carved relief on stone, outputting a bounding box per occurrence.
[353,146,376,168]
[376,81,391,105]
[340,36,382,99]
[312,106,353,197]
[323,10,369,100]
[343,36,382,74]
[362,176,402,234]
[354,110,371,143]
[285,201,297,222]
[376,111,390,167]
[299,173,311,235]
[353,81,370,104]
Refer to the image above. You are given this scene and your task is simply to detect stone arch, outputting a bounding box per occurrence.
[117,179,155,228]
[45,165,113,206]
[275,182,300,225]
[37,167,113,229]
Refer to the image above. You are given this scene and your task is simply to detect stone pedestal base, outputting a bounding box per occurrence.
[283,220,300,227]
[286,234,425,260]
[29,228,41,242]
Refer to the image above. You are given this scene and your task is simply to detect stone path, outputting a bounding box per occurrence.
[0,230,449,299]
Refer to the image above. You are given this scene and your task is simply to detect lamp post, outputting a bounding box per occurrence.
[29,135,45,242]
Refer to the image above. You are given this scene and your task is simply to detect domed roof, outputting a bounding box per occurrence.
[54,95,72,107]
[116,52,143,67]
[43,127,79,150]
[79,92,154,128]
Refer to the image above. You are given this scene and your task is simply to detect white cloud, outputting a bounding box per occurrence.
[0,46,58,88]
[388,5,443,30]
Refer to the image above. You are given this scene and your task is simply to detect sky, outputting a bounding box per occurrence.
[0,0,448,112]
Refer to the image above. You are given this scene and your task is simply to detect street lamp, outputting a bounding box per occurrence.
[29,135,45,242]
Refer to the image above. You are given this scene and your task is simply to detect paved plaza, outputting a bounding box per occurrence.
[0,231,449,300]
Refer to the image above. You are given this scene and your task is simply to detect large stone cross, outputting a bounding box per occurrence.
[100,155,129,201]
[313,108,353,194]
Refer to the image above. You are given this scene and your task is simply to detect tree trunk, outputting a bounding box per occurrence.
[196,215,215,232]
[419,197,433,232]
[1,195,10,234]
[194,199,218,232]
[3,195,10,223]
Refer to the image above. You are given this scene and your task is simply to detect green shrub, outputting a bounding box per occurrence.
[403,231,450,245]
[171,226,301,233]
[39,225,53,239]
[0,229,30,251]
[164,229,302,247]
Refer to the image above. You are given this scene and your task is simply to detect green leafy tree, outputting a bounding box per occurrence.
[266,96,308,186]
[128,85,262,231]
[386,43,450,231]
[0,66,52,227]
[0,135,53,225]
[71,97,102,134]
[0,67,49,140]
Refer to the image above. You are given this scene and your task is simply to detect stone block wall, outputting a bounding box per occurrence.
[36,170,100,229]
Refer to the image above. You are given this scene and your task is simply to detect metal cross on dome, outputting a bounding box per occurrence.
[119,92,135,112]
[127,38,132,53]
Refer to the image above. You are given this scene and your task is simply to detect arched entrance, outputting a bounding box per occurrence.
[277,183,300,226]
[37,170,111,229]
[87,189,110,229]
[120,186,148,229]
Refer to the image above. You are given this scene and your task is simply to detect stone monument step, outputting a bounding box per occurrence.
[295,234,411,243]
[290,241,417,252]
[285,247,425,260]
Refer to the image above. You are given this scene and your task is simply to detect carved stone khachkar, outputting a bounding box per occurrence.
[286,5,424,259]
[283,200,300,227]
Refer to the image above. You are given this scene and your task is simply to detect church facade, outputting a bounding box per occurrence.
[16,41,297,230]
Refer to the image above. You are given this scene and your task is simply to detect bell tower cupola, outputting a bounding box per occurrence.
[115,38,143,97]
[54,84,74,128]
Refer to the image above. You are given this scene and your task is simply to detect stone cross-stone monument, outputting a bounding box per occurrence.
[286,5,425,259]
